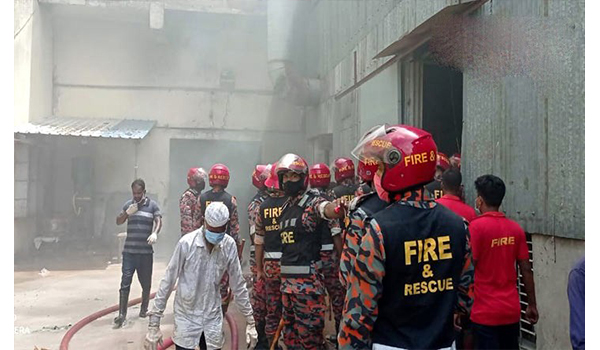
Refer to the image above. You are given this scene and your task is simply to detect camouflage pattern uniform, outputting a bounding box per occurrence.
[219,195,240,311]
[282,293,327,350]
[248,191,268,337]
[338,189,475,349]
[338,192,387,288]
[254,192,287,345]
[179,188,202,235]
[279,191,336,350]
[328,179,358,249]
[264,260,282,341]
[314,188,344,334]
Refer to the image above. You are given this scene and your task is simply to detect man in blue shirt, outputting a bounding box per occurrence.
[568,256,585,350]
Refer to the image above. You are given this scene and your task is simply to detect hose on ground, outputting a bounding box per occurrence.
[59,291,239,350]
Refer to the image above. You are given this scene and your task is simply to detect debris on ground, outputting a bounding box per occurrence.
[39,268,50,277]
[40,324,72,332]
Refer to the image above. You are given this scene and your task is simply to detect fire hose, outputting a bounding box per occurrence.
[59,290,239,350]
[60,240,245,350]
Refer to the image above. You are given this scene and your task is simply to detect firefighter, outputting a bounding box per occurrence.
[329,157,359,203]
[329,157,359,249]
[274,154,346,350]
[180,167,207,236]
[338,124,474,350]
[254,162,288,348]
[200,163,240,313]
[354,158,379,197]
[308,163,344,344]
[248,164,270,349]
[425,152,451,199]
[338,129,390,288]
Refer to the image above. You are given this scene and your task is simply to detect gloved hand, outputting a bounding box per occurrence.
[143,325,163,350]
[246,318,258,349]
[147,232,158,245]
[126,203,138,216]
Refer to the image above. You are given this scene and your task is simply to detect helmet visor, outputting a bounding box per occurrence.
[351,124,389,161]
[276,153,307,174]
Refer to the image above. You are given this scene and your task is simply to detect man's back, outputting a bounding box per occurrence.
[470,212,529,325]
[368,202,470,349]
[436,194,477,223]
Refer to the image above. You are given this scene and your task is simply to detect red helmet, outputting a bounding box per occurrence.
[264,162,280,191]
[437,153,451,171]
[275,153,309,191]
[352,124,437,195]
[187,167,208,190]
[209,163,230,188]
[252,164,269,190]
[309,163,331,188]
[332,157,355,183]
[357,158,379,183]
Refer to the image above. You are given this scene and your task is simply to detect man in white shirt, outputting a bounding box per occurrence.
[144,202,258,350]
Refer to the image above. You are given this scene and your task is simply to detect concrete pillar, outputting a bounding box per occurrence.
[14,0,53,126]
[531,234,585,350]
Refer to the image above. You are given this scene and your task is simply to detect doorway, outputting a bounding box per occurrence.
[163,139,262,263]
[422,62,463,156]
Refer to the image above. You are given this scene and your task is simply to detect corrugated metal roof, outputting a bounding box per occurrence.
[14,117,156,139]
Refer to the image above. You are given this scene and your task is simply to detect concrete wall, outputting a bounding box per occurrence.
[14,4,306,257]
[29,3,54,123]
[51,10,289,130]
[532,235,584,350]
[358,63,400,136]
[48,7,304,222]
[307,0,470,157]
[14,0,34,126]
[14,0,55,259]
[49,7,305,170]
[14,0,53,126]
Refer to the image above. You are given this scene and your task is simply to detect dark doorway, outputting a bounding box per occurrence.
[422,63,463,156]
[163,139,262,264]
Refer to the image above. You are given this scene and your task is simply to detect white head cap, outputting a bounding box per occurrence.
[205,202,230,228]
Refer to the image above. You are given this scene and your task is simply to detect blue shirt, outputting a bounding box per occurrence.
[122,197,162,254]
[568,257,585,350]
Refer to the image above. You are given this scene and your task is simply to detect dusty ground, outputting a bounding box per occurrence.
[14,259,246,350]
[15,256,338,350]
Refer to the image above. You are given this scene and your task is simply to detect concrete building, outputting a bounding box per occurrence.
[14,0,307,261]
[297,0,584,349]
[14,0,584,349]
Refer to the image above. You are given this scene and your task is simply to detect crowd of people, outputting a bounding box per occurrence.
[110,123,587,350]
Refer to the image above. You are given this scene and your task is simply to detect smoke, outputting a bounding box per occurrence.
[429,15,578,87]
